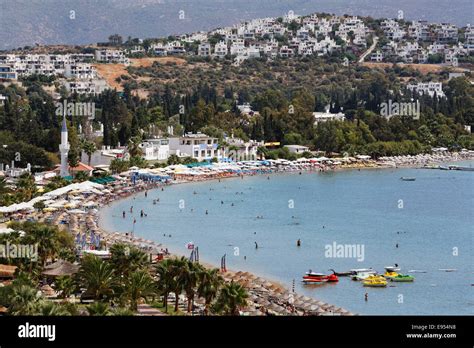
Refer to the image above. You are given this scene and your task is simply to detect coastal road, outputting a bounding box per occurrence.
[358,36,379,63]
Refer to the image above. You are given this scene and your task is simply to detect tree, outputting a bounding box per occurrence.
[155,259,175,313]
[16,173,37,201]
[23,224,61,268]
[179,261,201,313]
[123,270,157,311]
[167,154,181,165]
[82,141,96,166]
[109,159,129,174]
[127,136,143,158]
[8,285,42,315]
[169,257,187,312]
[87,301,112,316]
[35,301,71,316]
[197,268,223,315]
[54,276,76,299]
[110,243,148,278]
[214,281,248,316]
[79,254,118,302]
[68,148,80,176]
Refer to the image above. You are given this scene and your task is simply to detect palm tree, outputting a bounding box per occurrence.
[24,224,60,268]
[214,281,248,316]
[169,257,187,313]
[82,141,97,166]
[87,301,111,316]
[34,301,71,316]
[8,285,42,315]
[16,173,37,201]
[197,268,223,315]
[123,269,157,311]
[79,254,117,302]
[155,259,174,312]
[257,146,268,160]
[179,261,201,313]
[110,243,148,278]
[111,307,134,316]
[54,275,76,299]
[127,136,143,158]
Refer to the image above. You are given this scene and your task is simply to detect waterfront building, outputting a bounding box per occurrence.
[139,138,170,161]
[168,132,219,161]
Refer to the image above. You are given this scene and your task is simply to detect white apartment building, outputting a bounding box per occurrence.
[139,138,170,161]
[407,82,445,98]
[313,107,346,125]
[168,133,219,161]
[214,41,228,58]
[64,63,96,79]
[64,79,108,95]
[94,49,130,65]
[223,136,262,161]
[198,43,211,57]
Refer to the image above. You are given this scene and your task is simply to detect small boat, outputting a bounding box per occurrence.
[302,271,338,284]
[383,271,399,279]
[362,275,387,287]
[384,265,401,272]
[400,177,416,181]
[350,268,377,281]
[328,269,352,276]
[391,274,415,282]
[438,269,457,272]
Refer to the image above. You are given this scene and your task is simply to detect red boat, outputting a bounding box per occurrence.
[302,271,339,284]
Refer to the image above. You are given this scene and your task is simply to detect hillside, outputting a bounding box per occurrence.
[1,0,472,50]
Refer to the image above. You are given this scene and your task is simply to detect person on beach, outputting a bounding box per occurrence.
[130,206,133,213]
[122,211,126,218]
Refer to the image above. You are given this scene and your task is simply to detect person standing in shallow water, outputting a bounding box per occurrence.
[122,211,126,218]
[255,242,258,249]
[297,239,301,247]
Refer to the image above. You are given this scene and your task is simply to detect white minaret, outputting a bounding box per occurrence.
[59,114,70,177]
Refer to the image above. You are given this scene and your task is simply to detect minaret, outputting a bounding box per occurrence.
[59,114,70,177]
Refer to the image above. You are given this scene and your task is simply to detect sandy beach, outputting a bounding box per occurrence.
[3,150,473,315]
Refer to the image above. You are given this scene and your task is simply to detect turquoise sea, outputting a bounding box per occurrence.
[100,162,474,315]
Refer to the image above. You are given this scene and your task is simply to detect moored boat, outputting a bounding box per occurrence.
[328,269,352,276]
[400,177,416,181]
[302,271,339,284]
[363,275,387,287]
[383,271,399,279]
[391,274,415,282]
[350,268,376,281]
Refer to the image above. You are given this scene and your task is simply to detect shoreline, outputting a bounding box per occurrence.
[5,151,474,315]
